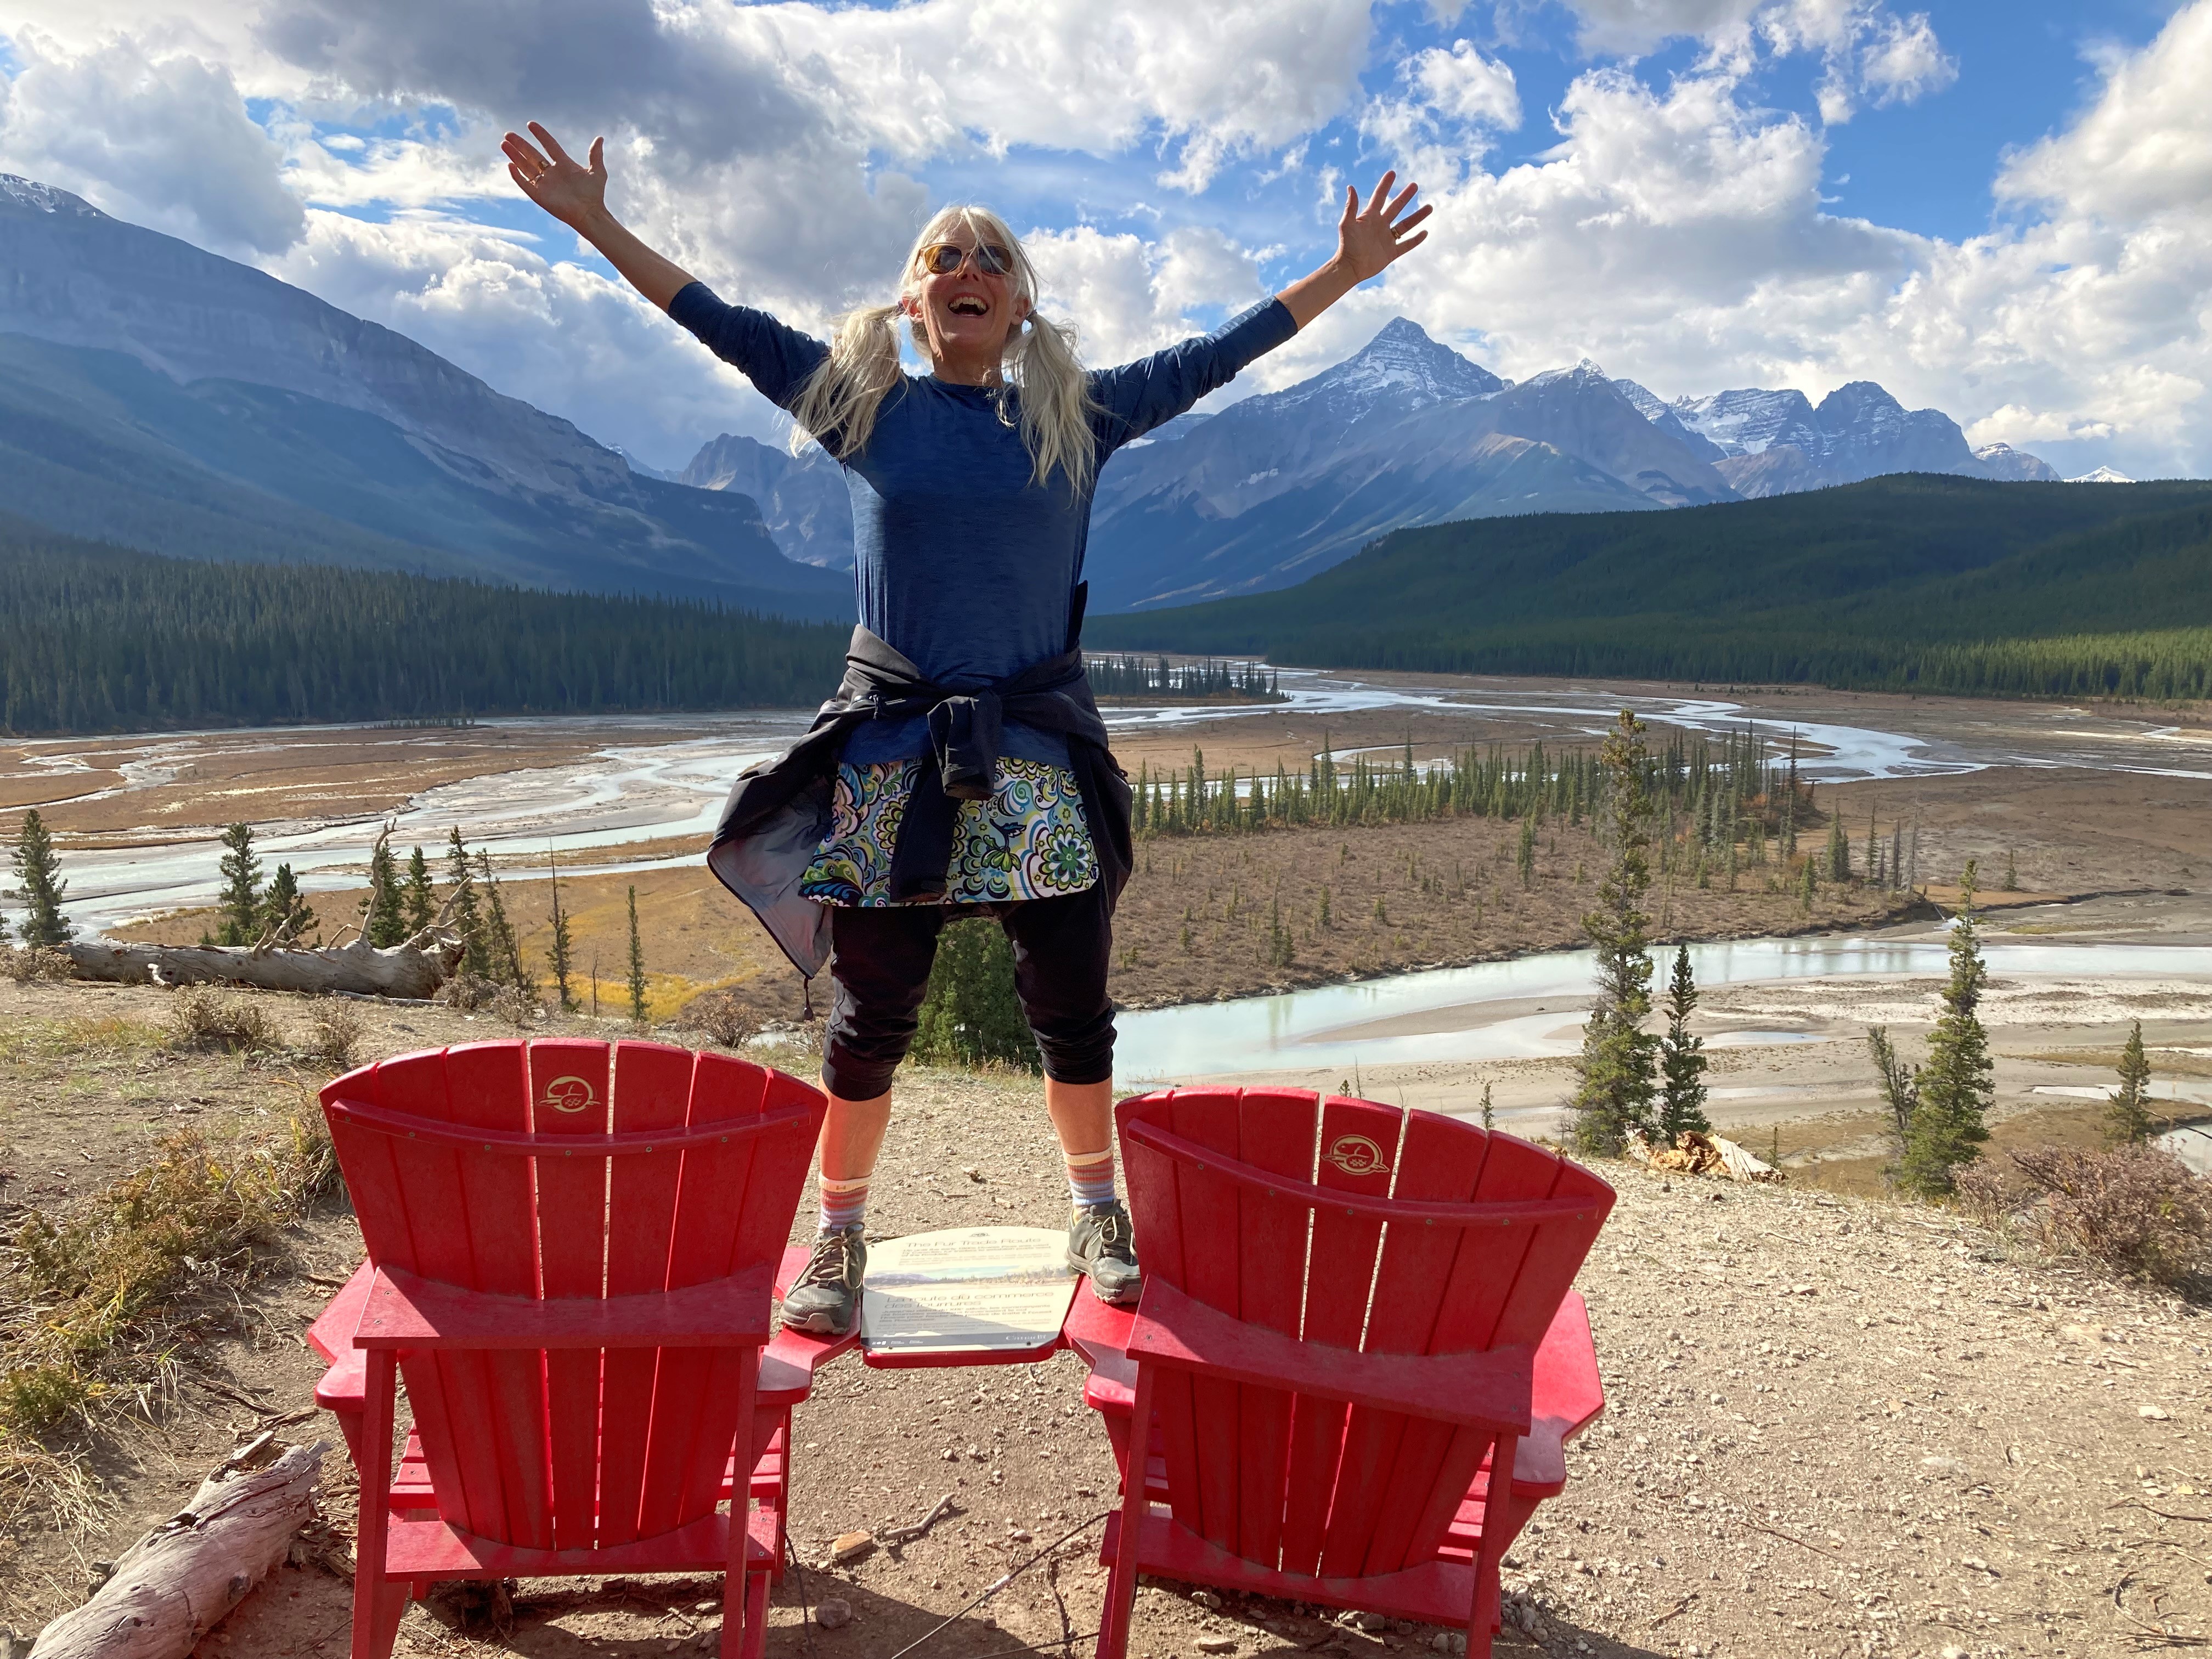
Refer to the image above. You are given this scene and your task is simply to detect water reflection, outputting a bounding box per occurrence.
[1114,938,2212,1085]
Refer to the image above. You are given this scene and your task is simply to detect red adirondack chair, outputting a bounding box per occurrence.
[306,1039,831,1659]
[1066,1088,1615,1659]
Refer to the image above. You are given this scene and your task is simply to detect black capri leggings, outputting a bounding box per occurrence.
[820,884,1116,1101]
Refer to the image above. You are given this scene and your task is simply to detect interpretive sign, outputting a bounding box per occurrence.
[859,1226,1079,1357]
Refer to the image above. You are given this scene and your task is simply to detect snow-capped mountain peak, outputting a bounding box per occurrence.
[1261,317,1501,417]
[1669,387,1818,457]
[0,173,98,216]
[2069,465,2135,483]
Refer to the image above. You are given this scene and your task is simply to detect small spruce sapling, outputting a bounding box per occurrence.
[445,830,492,979]
[9,810,72,946]
[1657,944,1711,1140]
[626,885,650,1024]
[401,847,436,936]
[216,822,262,946]
[260,863,317,943]
[2106,1019,2155,1146]
[1895,861,1994,1197]
[546,849,578,1013]
[365,834,407,947]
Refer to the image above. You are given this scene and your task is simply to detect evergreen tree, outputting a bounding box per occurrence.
[1825,814,1850,882]
[1896,862,1994,1195]
[1569,710,1659,1155]
[259,863,318,942]
[477,849,531,992]
[216,822,262,946]
[626,885,650,1024]
[2106,1019,2155,1146]
[913,919,1040,1071]
[1797,857,1816,913]
[8,810,72,945]
[365,836,407,947]
[1867,1026,1920,1146]
[1480,1081,1494,1132]
[444,830,492,979]
[1516,814,1537,887]
[1657,944,1711,1139]
[401,847,436,936]
[2002,847,2020,892]
[546,850,578,1012]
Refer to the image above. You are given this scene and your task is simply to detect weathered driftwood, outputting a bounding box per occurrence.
[30,1437,326,1659]
[65,935,461,1000]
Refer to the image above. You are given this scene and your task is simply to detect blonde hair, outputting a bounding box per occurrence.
[788,205,1101,494]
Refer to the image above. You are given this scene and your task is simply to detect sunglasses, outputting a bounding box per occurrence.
[918,240,1015,277]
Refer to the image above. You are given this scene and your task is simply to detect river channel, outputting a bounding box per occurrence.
[35,667,2212,936]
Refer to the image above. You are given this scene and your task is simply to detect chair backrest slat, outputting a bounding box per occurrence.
[1324,1112,1491,1578]
[1231,1089,1318,1571]
[640,1048,773,1537]
[322,1039,824,1553]
[1116,1088,1614,1588]
[1278,1096,1398,1578]
[439,1041,551,1545]
[600,1043,697,1549]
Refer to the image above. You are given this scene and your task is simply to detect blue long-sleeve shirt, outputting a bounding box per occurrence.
[668,284,1297,768]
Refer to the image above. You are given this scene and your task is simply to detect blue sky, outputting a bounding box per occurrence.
[1,2,2208,478]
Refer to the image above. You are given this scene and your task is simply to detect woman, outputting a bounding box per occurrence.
[505,123,1430,1334]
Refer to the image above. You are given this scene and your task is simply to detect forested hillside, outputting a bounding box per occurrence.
[1088,476,2212,698]
[0,520,847,735]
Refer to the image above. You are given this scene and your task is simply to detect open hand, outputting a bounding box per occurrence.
[1334,171,1431,283]
[503,122,607,232]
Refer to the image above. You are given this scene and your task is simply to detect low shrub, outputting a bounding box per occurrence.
[2,946,72,984]
[296,1000,365,1070]
[2007,1143,2212,1288]
[682,988,760,1050]
[165,986,280,1052]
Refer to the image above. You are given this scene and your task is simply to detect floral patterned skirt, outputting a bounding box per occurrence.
[798,757,1098,907]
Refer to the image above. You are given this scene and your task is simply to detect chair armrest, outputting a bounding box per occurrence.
[1514,1291,1604,1492]
[1129,1279,1533,1433]
[356,1263,774,1350]
[306,1258,378,1364]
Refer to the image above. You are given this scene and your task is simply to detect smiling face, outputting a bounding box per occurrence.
[900,210,1033,382]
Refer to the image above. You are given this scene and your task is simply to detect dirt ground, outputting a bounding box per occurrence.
[2,978,2210,1659]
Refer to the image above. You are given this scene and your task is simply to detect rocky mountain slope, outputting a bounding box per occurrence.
[684,315,2077,611]
[0,174,845,611]
[679,432,854,569]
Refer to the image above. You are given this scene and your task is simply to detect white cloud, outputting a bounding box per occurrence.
[1412,40,1522,129]
[1564,1,1955,126]
[0,32,302,254]
[268,209,786,470]
[1369,3,2210,476]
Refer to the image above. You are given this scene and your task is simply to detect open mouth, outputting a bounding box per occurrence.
[947,296,989,317]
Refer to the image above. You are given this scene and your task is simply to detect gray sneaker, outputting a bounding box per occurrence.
[1068,1200,1142,1305]
[782,1225,866,1336]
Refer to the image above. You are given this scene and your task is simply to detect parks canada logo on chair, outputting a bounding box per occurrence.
[539,1075,599,1114]
[1323,1133,1391,1178]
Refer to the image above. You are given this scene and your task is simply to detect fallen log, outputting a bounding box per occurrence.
[30,1436,326,1659]
[64,935,461,1000]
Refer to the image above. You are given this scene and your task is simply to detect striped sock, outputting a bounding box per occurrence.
[816,1173,871,1235]
[1066,1147,1118,1210]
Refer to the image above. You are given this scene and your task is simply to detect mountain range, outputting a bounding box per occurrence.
[0,174,845,614]
[684,317,2080,608]
[0,172,2141,625]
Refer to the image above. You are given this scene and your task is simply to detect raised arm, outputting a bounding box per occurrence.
[1276,171,1431,330]
[503,122,696,312]
[505,121,828,414]
[1090,170,1431,449]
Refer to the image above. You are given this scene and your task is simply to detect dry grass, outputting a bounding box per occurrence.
[163,986,281,1053]
[0,1013,164,1066]
[2029,1045,2212,1080]
[295,1000,366,1070]
[0,1113,338,1451]
[1,947,71,985]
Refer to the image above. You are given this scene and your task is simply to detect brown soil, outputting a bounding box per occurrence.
[3,977,2207,1659]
